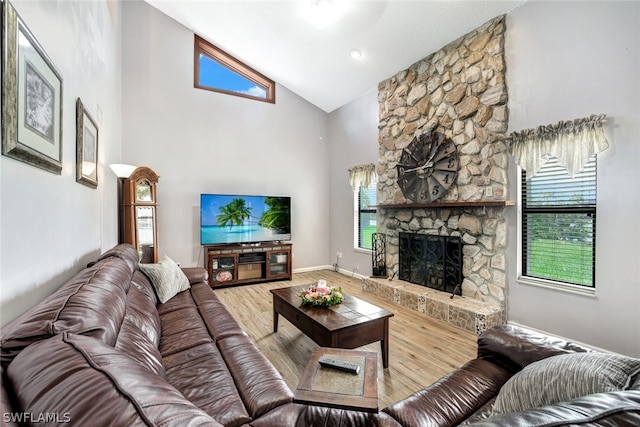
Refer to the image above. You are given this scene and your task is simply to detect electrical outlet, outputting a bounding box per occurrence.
[485,186,493,197]
[354,264,359,270]
[337,252,342,259]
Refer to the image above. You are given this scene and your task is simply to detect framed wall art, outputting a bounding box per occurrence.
[1,0,63,174]
[75,98,99,188]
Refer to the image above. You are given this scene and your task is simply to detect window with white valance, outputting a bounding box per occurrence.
[349,163,377,251]
[348,163,376,192]
[508,114,609,293]
[507,114,609,180]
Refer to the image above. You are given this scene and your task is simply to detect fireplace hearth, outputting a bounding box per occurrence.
[399,232,462,296]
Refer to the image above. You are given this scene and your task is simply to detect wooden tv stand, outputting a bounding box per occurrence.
[204,243,292,288]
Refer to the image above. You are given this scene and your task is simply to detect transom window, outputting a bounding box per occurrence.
[520,156,597,288]
[355,180,377,250]
[194,35,275,103]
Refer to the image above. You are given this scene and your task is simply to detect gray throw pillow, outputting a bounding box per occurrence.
[139,256,190,304]
[492,352,640,415]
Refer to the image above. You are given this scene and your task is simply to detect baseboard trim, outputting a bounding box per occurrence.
[292,265,333,274]
[292,265,368,280]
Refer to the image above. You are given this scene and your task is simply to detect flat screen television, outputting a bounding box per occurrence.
[200,194,291,245]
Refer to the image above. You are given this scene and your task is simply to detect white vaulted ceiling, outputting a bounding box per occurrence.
[145,0,526,113]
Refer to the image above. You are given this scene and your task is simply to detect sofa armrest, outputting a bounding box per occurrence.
[383,359,513,427]
[477,324,592,372]
[181,267,209,285]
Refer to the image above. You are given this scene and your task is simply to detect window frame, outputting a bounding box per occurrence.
[354,179,377,252]
[517,158,597,296]
[194,35,275,104]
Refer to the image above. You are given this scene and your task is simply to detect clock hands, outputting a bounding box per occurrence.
[401,146,439,173]
[402,162,433,173]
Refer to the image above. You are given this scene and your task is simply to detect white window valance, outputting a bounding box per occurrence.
[507,114,609,180]
[348,163,376,191]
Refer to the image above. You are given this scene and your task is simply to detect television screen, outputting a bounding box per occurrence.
[200,194,291,245]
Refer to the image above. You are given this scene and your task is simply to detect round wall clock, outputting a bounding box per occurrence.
[396,130,458,203]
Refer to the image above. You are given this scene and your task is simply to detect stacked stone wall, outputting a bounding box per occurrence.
[376,16,509,307]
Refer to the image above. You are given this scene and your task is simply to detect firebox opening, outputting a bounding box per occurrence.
[399,232,462,296]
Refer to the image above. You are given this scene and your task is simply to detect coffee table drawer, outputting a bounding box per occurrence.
[275,299,314,337]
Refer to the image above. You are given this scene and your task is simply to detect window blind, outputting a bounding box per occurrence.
[358,182,377,250]
[522,157,596,287]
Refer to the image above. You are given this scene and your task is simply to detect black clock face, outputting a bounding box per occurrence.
[396,131,458,202]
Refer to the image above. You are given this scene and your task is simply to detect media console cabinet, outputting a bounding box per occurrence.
[204,243,292,288]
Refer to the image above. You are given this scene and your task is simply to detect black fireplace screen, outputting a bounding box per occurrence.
[399,232,462,295]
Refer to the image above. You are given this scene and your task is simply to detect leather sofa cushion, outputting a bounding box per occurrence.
[163,342,252,427]
[115,284,165,377]
[383,358,513,427]
[157,283,246,339]
[6,333,222,427]
[217,334,293,419]
[157,283,247,357]
[0,255,134,366]
[189,283,247,339]
[158,291,217,356]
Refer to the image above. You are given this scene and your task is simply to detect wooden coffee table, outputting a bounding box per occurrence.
[294,347,378,413]
[270,285,394,368]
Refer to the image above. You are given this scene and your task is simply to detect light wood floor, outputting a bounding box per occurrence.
[214,270,478,408]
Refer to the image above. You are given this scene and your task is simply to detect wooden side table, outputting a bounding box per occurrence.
[294,347,378,413]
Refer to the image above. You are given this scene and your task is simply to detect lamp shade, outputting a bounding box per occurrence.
[109,164,137,178]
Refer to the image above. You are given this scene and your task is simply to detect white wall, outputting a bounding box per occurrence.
[0,0,122,325]
[505,1,640,357]
[328,89,379,277]
[121,1,330,270]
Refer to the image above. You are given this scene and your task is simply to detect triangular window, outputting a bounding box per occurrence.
[194,35,275,103]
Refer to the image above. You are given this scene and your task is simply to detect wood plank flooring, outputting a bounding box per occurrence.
[214,270,478,408]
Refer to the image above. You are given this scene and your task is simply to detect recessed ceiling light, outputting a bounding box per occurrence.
[350,49,363,60]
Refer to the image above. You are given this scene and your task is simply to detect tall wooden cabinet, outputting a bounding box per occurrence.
[123,167,159,263]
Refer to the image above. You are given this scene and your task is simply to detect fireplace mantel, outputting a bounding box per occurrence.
[376,200,515,209]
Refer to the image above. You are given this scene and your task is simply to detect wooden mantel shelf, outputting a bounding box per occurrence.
[375,200,515,209]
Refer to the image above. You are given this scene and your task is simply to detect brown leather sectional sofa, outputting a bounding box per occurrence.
[1,244,639,426]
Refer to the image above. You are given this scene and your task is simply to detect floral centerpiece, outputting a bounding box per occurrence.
[299,281,344,307]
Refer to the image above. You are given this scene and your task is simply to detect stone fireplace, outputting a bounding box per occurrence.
[361,16,510,334]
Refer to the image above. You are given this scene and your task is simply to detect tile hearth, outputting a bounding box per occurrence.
[362,277,505,334]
